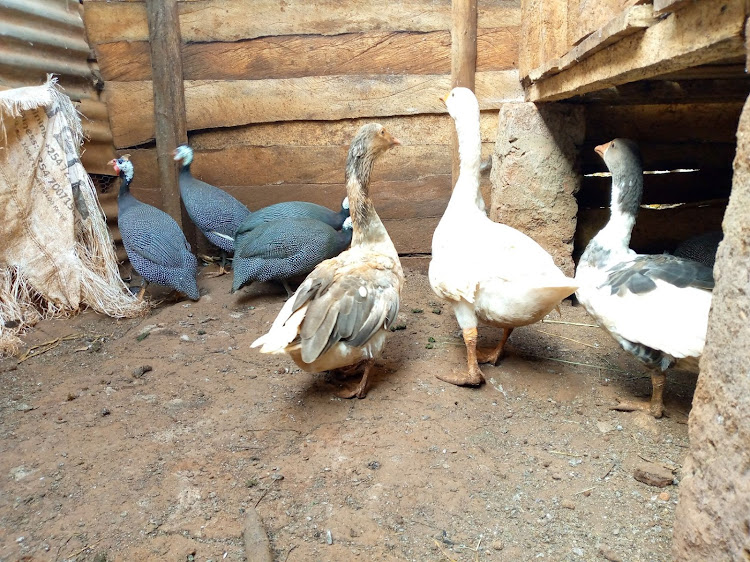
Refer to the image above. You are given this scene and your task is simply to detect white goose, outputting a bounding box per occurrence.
[575,139,714,417]
[429,87,578,386]
[251,124,403,399]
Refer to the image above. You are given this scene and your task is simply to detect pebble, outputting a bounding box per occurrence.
[633,462,674,488]
[561,499,576,510]
[492,540,504,551]
[598,545,623,562]
[551,472,562,480]
[180,334,190,342]
[658,491,671,501]
[270,473,284,481]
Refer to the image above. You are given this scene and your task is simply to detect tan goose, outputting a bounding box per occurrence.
[251,124,403,399]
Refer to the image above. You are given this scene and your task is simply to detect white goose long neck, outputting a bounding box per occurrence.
[450,108,484,211]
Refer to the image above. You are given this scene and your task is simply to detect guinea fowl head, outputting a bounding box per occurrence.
[173,145,194,166]
[441,87,479,122]
[341,216,353,231]
[108,155,134,183]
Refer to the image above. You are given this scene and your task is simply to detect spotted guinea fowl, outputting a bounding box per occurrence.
[232,216,353,296]
[235,197,349,237]
[173,145,250,275]
[673,230,723,269]
[429,87,578,387]
[575,139,714,418]
[251,123,402,399]
[108,156,199,301]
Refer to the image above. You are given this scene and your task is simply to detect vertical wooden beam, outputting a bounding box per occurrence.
[145,0,193,241]
[450,0,478,184]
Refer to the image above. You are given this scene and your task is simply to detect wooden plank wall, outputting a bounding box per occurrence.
[574,101,736,259]
[82,0,524,255]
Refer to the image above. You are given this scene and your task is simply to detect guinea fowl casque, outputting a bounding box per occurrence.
[429,88,578,386]
[231,216,353,296]
[235,197,350,235]
[173,145,250,275]
[575,139,714,418]
[251,124,403,399]
[108,155,200,301]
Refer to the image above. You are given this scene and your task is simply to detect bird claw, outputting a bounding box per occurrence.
[611,398,665,419]
[435,369,485,387]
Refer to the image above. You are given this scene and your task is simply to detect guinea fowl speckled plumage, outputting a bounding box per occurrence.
[235,198,349,237]
[251,123,403,399]
[173,145,250,273]
[108,156,199,301]
[673,230,723,269]
[231,216,353,295]
[575,139,714,418]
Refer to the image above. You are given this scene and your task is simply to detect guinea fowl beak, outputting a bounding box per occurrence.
[594,141,612,158]
[440,92,450,105]
[108,158,119,174]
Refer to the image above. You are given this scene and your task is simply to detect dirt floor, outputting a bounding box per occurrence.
[0,265,695,562]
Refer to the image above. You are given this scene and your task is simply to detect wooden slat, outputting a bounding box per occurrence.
[104,71,522,148]
[585,102,745,144]
[527,0,746,102]
[578,169,734,208]
[566,0,646,48]
[571,78,750,104]
[653,0,693,15]
[580,141,738,174]
[529,4,655,82]
[189,112,500,150]
[94,27,518,82]
[83,0,520,45]
[576,200,727,257]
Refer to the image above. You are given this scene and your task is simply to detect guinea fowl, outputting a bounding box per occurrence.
[231,216,353,296]
[235,197,350,236]
[429,87,578,387]
[575,139,714,418]
[173,145,250,275]
[108,156,199,301]
[251,123,402,399]
[673,230,723,269]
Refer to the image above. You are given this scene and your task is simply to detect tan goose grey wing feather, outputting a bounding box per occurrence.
[293,257,401,364]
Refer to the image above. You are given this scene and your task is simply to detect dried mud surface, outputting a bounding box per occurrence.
[0,268,694,561]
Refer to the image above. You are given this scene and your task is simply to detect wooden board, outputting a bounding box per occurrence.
[83,0,520,44]
[571,78,750,105]
[577,169,734,208]
[189,112,500,150]
[529,4,655,82]
[95,28,519,82]
[566,0,646,48]
[527,0,746,102]
[120,141,496,193]
[653,0,693,15]
[105,70,522,148]
[585,102,745,145]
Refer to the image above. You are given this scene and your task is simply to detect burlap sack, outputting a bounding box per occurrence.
[0,78,147,355]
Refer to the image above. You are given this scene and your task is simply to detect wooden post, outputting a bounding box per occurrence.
[145,0,194,243]
[450,0,478,184]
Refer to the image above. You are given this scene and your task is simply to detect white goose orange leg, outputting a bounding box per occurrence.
[477,327,513,365]
[435,327,485,386]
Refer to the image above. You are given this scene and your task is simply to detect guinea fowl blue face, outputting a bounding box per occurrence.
[173,145,193,165]
[109,156,134,181]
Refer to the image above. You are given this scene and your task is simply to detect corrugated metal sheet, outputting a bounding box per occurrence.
[0,0,116,174]
[0,0,121,258]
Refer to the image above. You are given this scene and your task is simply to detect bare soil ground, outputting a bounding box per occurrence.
[0,266,694,562]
